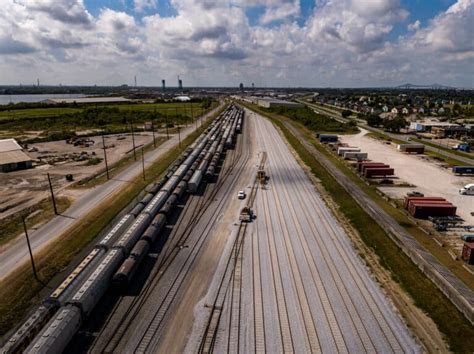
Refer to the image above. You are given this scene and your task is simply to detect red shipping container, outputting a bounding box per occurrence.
[462,243,474,264]
[404,197,446,209]
[359,163,388,173]
[404,147,424,154]
[364,167,394,177]
[408,200,452,208]
[408,204,456,218]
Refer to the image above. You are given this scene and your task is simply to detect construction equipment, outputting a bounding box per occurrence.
[239,206,254,222]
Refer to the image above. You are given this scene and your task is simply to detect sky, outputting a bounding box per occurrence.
[0,0,472,88]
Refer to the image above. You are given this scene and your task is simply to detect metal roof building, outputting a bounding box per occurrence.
[0,139,33,172]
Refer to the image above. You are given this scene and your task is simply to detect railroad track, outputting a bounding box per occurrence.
[121,116,251,353]
[88,118,250,353]
[231,111,415,352]
[197,148,262,353]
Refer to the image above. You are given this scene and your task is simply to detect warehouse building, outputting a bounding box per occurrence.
[257,98,304,109]
[0,139,33,172]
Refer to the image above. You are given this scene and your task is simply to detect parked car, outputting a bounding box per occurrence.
[459,184,474,195]
[237,190,246,199]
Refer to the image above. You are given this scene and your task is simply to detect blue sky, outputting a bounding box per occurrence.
[0,0,472,87]
[83,0,457,28]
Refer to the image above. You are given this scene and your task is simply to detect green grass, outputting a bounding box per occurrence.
[411,138,473,160]
[0,197,71,247]
[243,102,474,353]
[0,104,227,336]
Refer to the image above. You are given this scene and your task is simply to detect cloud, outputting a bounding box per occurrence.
[134,0,158,12]
[21,0,93,26]
[0,36,37,55]
[0,0,472,88]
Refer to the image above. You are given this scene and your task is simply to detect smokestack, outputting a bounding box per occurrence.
[134,75,137,87]
[37,78,40,87]
[162,79,166,91]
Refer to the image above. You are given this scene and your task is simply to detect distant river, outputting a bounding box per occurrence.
[0,94,86,105]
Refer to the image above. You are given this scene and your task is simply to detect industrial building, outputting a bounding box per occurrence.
[256,98,304,109]
[42,97,130,104]
[0,138,33,172]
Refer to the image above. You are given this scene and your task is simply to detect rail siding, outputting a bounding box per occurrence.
[282,119,474,326]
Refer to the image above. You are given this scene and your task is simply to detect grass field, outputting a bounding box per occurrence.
[0,102,207,121]
[0,104,227,336]
[0,197,71,247]
[242,102,474,353]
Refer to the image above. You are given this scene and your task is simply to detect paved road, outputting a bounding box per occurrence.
[305,101,474,165]
[280,114,474,326]
[0,104,223,280]
[208,110,419,353]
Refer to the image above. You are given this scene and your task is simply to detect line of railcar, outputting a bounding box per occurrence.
[1,106,244,354]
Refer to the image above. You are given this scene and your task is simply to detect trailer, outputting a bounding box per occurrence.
[319,134,338,143]
[337,147,360,156]
[397,144,425,154]
[343,152,368,160]
[452,166,474,175]
[364,167,394,177]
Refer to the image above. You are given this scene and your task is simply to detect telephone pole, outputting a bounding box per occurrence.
[130,122,137,161]
[177,125,181,148]
[165,110,169,139]
[47,173,58,215]
[22,216,38,281]
[141,147,146,181]
[102,134,110,180]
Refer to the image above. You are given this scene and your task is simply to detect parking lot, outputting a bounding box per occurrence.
[340,129,474,224]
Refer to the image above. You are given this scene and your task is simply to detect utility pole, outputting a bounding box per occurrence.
[165,110,169,139]
[47,173,58,215]
[191,102,196,131]
[141,147,146,181]
[102,134,110,180]
[130,122,137,161]
[22,216,38,281]
[177,125,181,148]
[152,107,157,148]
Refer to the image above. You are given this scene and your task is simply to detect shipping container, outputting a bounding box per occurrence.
[461,235,474,243]
[319,134,338,143]
[358,162,387,172]
[397,144,425,153]
[408,204,457,218]
[403,147,425,154]
[364,167,394,177]
[452,166,474,175]
[462,243,474,264]
[403,196,446,209]
[343,152,368,160]
[337,147,360,156]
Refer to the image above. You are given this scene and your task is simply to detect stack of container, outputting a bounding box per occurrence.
[404,196,457,218]
[356,161,394,177]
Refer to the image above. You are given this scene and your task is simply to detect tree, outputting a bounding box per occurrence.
[366,114,382,127]
[384,116,407,133]
[341,110,352,118]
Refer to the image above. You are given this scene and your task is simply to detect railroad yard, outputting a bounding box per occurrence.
[1,103,473,353]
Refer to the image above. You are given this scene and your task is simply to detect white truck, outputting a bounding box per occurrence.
[459,183,474,195]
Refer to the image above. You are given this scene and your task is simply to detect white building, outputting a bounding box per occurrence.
[0,139,33,172]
